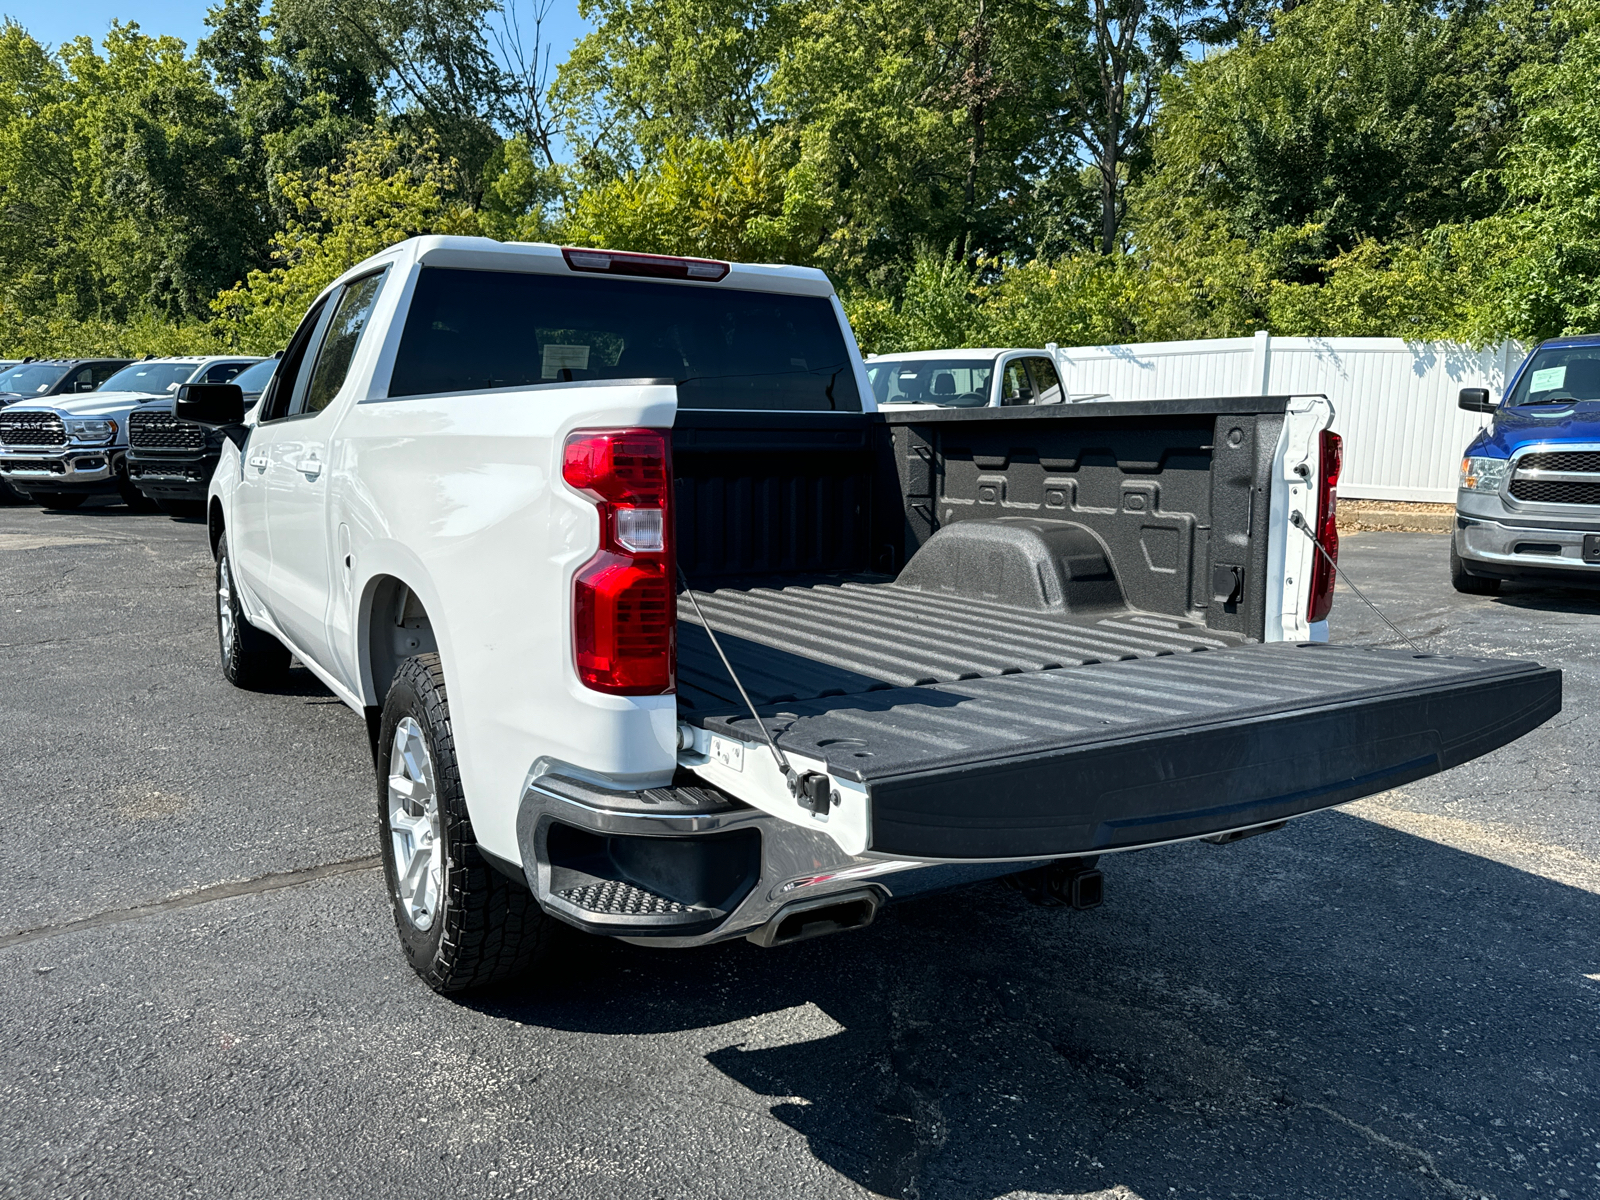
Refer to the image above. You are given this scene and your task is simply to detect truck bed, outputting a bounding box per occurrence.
[669,404,1560,862]
[676,578,1244,709]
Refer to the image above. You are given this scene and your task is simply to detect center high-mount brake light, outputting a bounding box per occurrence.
[563,429,676,695]
[1307,429,1342,623]
[561,247,730,282]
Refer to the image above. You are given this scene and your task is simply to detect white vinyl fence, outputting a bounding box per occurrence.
[1052,333,1524,502]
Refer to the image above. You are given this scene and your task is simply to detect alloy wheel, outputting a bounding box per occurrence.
[387,716,443,931]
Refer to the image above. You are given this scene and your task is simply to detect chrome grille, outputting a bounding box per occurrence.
[1517,450,1600,473]
[1509,479,1600,504]
[128,408,202,451]
[0,411,66,446]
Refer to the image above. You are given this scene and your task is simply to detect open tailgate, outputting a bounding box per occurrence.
[686,642,1560,859]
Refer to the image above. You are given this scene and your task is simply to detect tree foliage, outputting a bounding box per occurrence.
[10,0,1600,358]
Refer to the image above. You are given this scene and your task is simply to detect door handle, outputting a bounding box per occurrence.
[248,455,269,472]
[299,456,323,480]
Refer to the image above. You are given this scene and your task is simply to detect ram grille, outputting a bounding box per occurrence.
[0,412,66,446]
[128,408,203,451]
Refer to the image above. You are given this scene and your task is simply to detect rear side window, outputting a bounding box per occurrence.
[300,271,387,414]
[201,361,252,384]
[388,267,861,411]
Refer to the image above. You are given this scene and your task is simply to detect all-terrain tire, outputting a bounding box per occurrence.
[216,534,290,687]
[1450,540,1500,595]
[32,492,86,510]
[378,653,555,993]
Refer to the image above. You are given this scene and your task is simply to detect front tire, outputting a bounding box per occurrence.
[216,535,290,687]
[118,477,158,512]
[379,653,554,993]
[1450,540,1500,595]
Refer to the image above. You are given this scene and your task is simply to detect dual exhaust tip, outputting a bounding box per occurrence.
[748,888,883,948]
[746,861,1110,949]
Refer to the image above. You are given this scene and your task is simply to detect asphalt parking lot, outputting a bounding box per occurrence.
[2,501,1597,1200]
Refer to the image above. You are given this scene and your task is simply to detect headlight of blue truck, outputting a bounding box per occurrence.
[1460,456,1509,493]
[65,418,117,444]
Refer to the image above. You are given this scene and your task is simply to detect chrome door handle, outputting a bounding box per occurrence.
[248,455,269,472]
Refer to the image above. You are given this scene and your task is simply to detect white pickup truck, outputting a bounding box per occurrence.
[180,236,1561,994]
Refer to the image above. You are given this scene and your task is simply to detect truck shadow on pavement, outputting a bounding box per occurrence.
[472,810,1599,1200]
[1490,583,1600,616]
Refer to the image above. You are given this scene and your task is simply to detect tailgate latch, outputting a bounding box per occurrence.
[790,771,839,819]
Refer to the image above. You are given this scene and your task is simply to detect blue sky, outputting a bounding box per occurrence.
[2,0,588,65]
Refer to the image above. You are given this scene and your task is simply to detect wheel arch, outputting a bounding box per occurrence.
[207,496,225,559]
[359,565,445,707]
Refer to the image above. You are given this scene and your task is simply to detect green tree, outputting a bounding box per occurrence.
[554,0,794,170]
[212,130,478,349]
[1135,0,1543,253]
[562,135,826,261]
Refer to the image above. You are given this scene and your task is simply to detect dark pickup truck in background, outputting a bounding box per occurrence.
[127,356,279,516]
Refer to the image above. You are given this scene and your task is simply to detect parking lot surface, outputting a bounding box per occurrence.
[2,502,1597,1200]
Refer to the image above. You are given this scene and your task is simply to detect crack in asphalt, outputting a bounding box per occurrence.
[1305,1102,1490,1200]
[0,855,382,950]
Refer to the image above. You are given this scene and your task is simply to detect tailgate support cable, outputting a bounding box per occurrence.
[677,568,817,803]
[1289,511,1423,653]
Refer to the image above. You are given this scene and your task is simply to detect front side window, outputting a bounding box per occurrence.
[1504,347,1600,407]
[1027,357,1063,404]
[388,268,861,411]
[259,297,331,422]
[99,362,199,395]
[300,272,387,414]
[231,358,279,397]
[1001,360,1034,405]
[867,360,993,407]
[92,362,123,385]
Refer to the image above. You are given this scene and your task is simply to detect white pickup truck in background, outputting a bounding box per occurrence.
[179,235,1560,994]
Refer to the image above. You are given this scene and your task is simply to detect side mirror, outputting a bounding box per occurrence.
[176,382,245,427]
[1459,387,1494,413]
[76,381,96,392]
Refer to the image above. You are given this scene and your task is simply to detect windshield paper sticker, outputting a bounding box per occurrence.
[541,344,591,378]
[1530,365,1567,392]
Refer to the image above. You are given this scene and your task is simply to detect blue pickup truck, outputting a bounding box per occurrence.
[1455,335,1600,592]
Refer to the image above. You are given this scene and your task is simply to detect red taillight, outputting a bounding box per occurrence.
[561,246,729,282]
[563,429,675,694]
[1307,429,1342,623]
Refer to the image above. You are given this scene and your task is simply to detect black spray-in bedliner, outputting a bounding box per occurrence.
[675,577,1245,713]
[687,640,1543,783]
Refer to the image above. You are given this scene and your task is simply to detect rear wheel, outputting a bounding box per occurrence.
[32,492,85,510]
[216,534,290,687]
[379,653,555,993]
[1450,540,1500,595]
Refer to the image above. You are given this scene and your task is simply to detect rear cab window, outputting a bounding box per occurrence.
[387,268,861,411]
